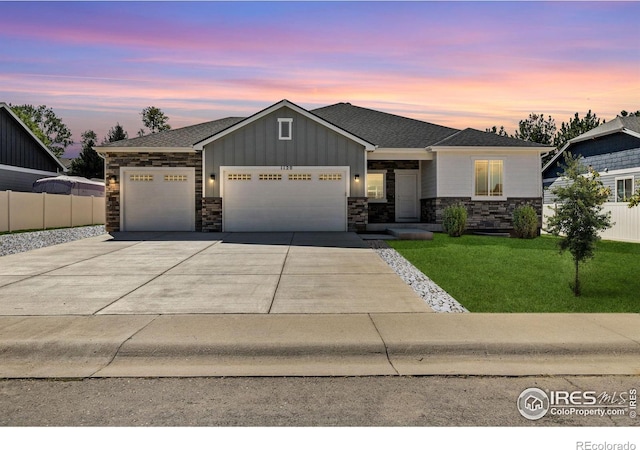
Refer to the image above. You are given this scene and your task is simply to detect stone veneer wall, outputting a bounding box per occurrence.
[367,160,419,223]
[421,197,542,230]
[347,197,368,232]
[202,197,223,232]
[105,152,203,232]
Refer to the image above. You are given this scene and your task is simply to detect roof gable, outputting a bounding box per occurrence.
[193,99,376,150]
[0,103,67,172]
[542,116,640,175]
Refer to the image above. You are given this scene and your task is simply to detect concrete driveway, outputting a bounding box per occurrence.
[0,232,432,315]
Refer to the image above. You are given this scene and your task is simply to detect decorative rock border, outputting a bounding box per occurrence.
[0,225,106,257]
[368,240,468,313]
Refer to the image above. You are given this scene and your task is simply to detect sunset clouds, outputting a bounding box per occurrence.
[1,2,638,156]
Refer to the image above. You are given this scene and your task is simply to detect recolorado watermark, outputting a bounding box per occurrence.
[517,387,637,421]
[576,442,636,450]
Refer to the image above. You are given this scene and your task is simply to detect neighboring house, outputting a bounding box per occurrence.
[543,115,640,204]
[96,99,549,233]
[542,115,640,243]
[0,103,67,191]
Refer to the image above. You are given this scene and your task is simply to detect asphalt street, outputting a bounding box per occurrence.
[1,375,638,427]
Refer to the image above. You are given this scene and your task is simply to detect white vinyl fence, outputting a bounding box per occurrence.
[0,191,105,233]
[543,203,640,243]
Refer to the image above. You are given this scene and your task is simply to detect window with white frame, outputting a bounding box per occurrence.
[474,159,504,197]
[278,118,293,140]
[616,177,634,202]
[367,171,386,202]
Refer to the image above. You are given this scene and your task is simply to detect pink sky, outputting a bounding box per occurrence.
[1,2,638,157]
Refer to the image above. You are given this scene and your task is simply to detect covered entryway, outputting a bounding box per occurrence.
[221,166,348,232]
[121,167,195,231]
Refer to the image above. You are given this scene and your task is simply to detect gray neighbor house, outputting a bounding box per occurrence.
[0,103,67,191]
[543,115,640,204]
[96,100,549,233]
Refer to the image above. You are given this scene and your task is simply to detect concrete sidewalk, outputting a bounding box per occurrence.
[1,313,639,378]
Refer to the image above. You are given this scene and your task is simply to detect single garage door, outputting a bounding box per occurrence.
[121,167,195,231]
[222,166,348,232]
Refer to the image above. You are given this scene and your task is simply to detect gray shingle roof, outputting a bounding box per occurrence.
[98,101,551,150]
[571,115,640,142]
[431,128,550,148]
[311,102,460,148]
[99,116,244,148]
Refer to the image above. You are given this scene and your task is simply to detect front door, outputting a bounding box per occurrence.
[395,171,419,222]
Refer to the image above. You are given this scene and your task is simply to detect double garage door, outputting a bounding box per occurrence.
[222,166,348,232]
[120,166,348,232]
[121,167,195,231]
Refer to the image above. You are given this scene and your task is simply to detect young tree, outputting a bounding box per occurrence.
[514,113,556,145]
[10,104,73,157]
[546,153,612,296]
[69,130,104,179]
[140,106,171,135]
[553,110,602,151]
[103,122,128,143]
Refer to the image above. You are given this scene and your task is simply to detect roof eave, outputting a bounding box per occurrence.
[95,146,194,154]
[428,145,551,153]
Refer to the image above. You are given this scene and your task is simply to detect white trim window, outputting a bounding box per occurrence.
[367,170,386,202]
[616,177,634,202]
[278,118,293,140]
[474,159,504,199]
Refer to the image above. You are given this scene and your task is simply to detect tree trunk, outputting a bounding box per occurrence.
[574,258,581,297]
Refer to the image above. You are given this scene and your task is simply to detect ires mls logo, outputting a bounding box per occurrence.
[517,387,638,421]
[517,388,550,420]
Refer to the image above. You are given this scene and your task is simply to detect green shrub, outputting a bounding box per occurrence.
[513,205,539,239]
[442,203,467,237]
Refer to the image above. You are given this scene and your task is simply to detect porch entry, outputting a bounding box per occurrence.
[395,170,419,222]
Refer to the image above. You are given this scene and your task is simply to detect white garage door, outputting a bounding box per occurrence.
[121,167,195,231]
[222,166,348,232]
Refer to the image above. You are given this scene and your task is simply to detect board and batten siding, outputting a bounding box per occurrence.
[203,107,366,197]
[435,151,541,198]
[0,108,61,173]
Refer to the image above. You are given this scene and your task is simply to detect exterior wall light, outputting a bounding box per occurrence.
[108,175,117,183]
[354,174,360,182]
[210,173,216,181]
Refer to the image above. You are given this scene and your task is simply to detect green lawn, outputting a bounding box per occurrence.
[389,234,640,313]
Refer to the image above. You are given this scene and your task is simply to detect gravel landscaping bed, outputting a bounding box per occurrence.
[368,240,468,313]
[0,225,106,257]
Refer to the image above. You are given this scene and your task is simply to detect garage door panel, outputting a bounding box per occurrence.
[223,167,347,232]
[122,168,195,232]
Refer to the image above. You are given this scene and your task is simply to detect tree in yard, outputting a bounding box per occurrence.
[620,110,640,117]
[514,113,556,145]
[545,153,612,296]
[103,122,128,144]
[69,130,104,179]
[139,106,171,135]
[10,104,73,157]
[553,110,602,151]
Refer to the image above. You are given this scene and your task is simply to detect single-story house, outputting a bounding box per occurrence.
[543,115,640,204]
[0,102,67,191]
[96,99,549,233]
